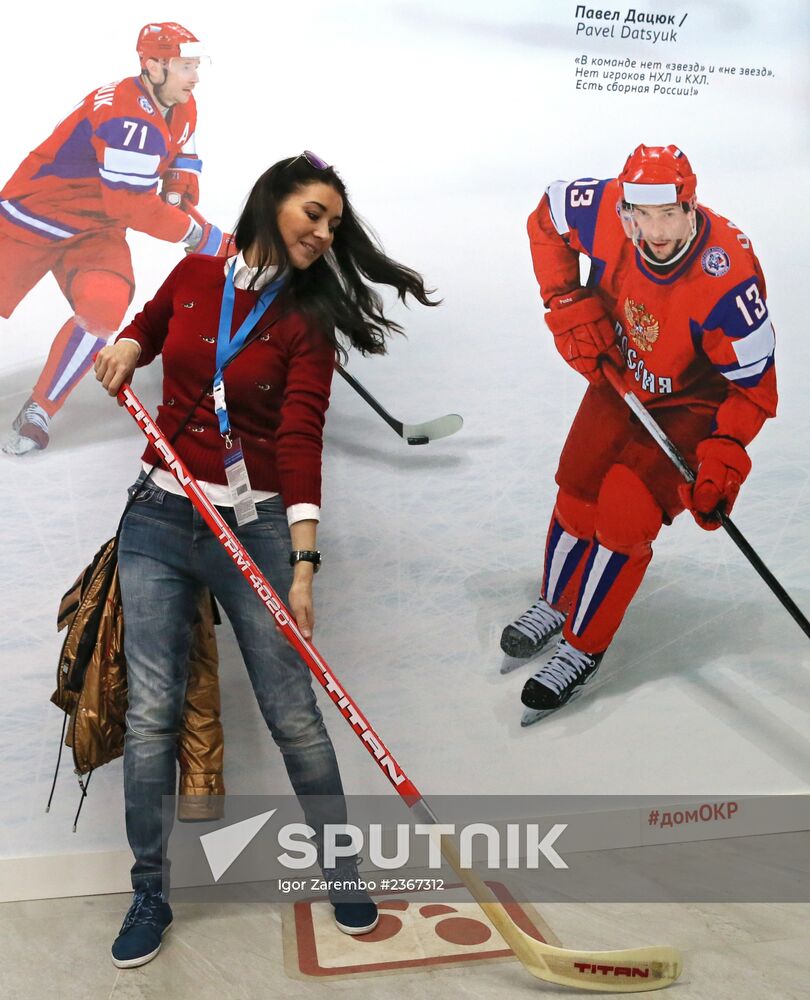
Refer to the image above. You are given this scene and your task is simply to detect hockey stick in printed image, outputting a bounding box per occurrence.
[185,204,463,445]
[334,362,463,445]
[601,361,810,641]
[118,383,682,992]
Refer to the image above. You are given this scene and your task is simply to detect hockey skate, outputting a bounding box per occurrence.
[520,638,604,726]
[3,397,50,456]
[500,598,566,673]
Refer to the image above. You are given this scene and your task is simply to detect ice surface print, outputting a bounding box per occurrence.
[0,0,808,868]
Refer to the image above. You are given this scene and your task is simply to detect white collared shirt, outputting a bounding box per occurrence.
[226,251,281,291]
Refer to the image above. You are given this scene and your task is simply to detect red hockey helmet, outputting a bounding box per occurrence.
[136,23,205,67]
[618,144,697,206]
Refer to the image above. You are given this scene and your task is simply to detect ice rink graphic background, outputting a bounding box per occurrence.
[0,1,807,887]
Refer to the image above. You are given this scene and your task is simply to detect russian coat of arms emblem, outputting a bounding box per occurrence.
[624,298,660,352]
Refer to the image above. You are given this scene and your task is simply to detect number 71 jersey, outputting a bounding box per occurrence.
[0,76,195,245]
[530,177,777,423]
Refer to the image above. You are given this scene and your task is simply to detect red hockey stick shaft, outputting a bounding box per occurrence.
[117,383,422,802]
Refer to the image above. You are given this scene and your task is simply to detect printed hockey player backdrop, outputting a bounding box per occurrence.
[0,0,807,894]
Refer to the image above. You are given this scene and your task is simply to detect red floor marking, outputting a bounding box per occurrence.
[351,912,403,944]
[418,904,456,918]
[292,881,548,977]
[434,916,492,946]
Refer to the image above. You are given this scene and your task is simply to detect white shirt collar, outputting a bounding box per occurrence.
[225,251,280,291]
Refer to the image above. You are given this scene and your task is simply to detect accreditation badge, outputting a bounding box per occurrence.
[223,437,258,525]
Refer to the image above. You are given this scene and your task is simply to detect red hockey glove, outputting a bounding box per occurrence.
[160,158,201,208]
[679,436,752,531]
[545,291,617,385]
[185,222,235,258]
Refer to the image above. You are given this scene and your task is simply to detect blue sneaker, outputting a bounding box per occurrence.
[111,889,173,968]
[333,899,379,935]
[323,858,379,936]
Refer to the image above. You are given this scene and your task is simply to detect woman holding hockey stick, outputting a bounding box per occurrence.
[93,151,437,968]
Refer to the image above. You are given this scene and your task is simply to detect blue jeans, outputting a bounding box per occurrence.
[117,480,346,893]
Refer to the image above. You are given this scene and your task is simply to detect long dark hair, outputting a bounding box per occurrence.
[233,156,438,356]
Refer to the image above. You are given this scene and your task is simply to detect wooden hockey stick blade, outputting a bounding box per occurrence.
[403,413,463,444]
[439,836,683,992]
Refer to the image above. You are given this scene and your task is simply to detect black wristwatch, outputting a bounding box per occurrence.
[289,550,321,573]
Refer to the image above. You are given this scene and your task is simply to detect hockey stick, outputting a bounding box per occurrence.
[184,205,462,445]
[335,363,463,445]
[117,382,682,992]
[601,361,810,641]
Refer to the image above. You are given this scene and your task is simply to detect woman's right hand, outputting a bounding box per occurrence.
[94,340,141,404]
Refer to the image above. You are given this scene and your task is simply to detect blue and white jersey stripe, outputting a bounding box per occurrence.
[0,198,81,241]
[546,180,569,236]
[100,147,162,190]
[700,278,775,389]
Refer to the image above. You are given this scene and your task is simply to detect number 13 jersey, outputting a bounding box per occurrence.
[528,177,777,443]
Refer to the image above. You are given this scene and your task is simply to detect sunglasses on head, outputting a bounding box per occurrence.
[286,150,331,171]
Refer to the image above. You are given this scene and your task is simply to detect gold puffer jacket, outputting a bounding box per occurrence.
[51,538,224,820]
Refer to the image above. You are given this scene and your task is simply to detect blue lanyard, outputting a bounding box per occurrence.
[213,261,285,441]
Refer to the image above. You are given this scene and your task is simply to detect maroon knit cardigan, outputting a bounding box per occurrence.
[119,254,336,507]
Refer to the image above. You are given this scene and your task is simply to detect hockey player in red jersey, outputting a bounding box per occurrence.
[0,22,230,456]
[501,144,777,721]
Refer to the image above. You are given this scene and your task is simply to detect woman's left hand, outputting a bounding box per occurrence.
[288,570,315,639]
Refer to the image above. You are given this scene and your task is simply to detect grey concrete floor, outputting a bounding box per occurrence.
[1,894,808,1000]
